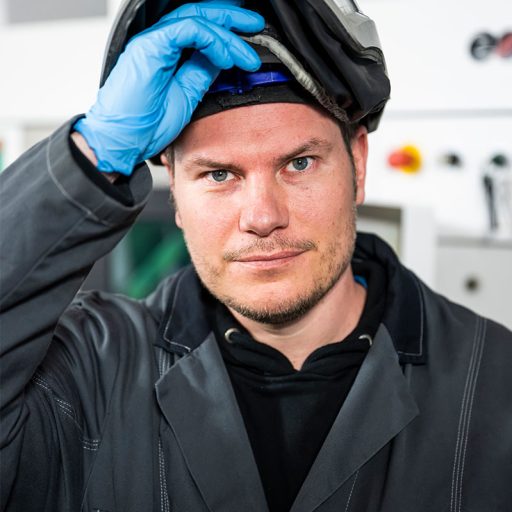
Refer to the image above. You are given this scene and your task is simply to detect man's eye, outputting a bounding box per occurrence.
[206,170,233,183]
[286,157,313,172]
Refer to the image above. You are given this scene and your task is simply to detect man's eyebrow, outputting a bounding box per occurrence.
[184,157,244,173]
[273,138,334,168]
[182,138,334,173]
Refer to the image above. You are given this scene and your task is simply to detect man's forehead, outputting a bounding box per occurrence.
[184,138,335,173]
[174,102,340,160]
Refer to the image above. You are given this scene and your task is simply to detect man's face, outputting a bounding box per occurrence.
[164,103,368,324]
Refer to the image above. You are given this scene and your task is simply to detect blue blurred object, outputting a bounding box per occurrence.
[209,66,293,94]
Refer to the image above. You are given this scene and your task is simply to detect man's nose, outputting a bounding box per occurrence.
[238,177,289,237]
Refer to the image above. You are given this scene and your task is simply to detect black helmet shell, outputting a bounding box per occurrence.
[101,0,390,132]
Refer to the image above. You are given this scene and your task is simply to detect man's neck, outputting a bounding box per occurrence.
[229,268,367,370]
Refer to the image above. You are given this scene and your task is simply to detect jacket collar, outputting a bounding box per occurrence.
[155,320,419,512]
[155,334,269,511]
[155,233,427,365]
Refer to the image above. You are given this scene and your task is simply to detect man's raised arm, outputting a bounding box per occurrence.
[0,3,263,508]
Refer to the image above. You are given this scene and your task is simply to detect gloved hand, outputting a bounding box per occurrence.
[74,1,264,175]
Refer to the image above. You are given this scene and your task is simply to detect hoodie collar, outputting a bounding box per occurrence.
[354,232,426,364]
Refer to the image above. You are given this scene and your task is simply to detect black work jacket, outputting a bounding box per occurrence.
[1,120,511,512]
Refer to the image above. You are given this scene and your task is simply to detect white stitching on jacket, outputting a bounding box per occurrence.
[344,470,360,512]
[32,372,100,451]
[157,347,172,511]
[450,316,486,512]
[158,440,170,512]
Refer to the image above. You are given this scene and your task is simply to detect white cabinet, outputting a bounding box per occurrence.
[436,238,512,329]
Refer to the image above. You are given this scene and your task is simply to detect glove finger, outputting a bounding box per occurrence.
[150,53,220,154]
[156,2,265,34]
[202,0,243,6]
[166,17,235,69]
[124,17,231,78]
[154,17,260,71]
[148,3,252,35]
[196,17,261,71]
[121,15,259,98]
[173,51,220,111]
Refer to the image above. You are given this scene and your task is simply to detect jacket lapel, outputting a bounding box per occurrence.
[155,333,268,512]
[291,325,419,512]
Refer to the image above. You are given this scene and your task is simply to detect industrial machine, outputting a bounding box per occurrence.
[358,0,512,328]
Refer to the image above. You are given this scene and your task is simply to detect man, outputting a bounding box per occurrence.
[1,2,511,511]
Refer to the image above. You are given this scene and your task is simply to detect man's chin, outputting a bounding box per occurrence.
[218,281,337,326]
[225,299,311,326]
[196,242,353,326]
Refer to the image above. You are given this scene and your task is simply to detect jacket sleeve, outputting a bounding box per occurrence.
[0,119,153,506]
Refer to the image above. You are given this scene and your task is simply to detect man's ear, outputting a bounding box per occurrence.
[351,125,369,206]
[160,152,183,229]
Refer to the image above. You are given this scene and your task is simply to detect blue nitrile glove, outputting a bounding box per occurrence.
[74,1,264,175]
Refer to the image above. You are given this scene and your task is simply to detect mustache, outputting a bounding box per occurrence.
[223,236,317,262]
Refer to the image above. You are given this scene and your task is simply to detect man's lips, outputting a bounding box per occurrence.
[234,250,305,262]
[232,250,305,264]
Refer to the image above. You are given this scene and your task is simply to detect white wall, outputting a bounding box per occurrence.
[0,0,123,124]
[359,0,512,112]
[359,0,512,238]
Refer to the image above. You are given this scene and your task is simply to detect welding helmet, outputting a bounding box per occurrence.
[101,0,390,132]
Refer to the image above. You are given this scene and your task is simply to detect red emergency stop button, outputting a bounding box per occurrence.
[388,145,422,173]
[497,32,512,58]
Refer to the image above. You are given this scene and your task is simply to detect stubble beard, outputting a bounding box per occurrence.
[185,201,358,326]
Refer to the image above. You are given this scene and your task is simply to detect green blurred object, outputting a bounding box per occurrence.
[126,232,188,298]
[110,221,189,298]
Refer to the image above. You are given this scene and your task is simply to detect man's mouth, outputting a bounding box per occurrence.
[232,250,306,268]
[234,250,305,262]
[223,238,316,267]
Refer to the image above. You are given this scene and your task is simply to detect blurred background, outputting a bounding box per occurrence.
[0,0,510,328]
